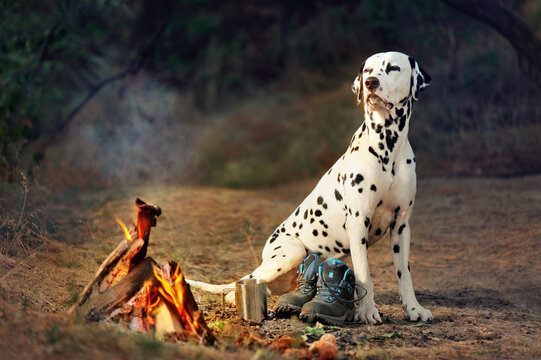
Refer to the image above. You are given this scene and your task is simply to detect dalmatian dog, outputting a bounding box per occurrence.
[188,51,433,324]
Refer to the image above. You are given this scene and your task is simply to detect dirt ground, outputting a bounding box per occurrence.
[1,175,540,359]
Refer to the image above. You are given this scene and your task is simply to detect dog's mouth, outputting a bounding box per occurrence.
[366,93,393,110]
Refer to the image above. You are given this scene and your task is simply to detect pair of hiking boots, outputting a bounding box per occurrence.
[273,254,358,325]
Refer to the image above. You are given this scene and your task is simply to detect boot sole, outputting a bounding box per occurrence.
[274,301,302,317]
[299,307,355,326]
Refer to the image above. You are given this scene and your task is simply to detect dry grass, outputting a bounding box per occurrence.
[1,174,540,359]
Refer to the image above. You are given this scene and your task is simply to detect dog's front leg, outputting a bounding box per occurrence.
[347,216,382,324]
[391,213,433,322]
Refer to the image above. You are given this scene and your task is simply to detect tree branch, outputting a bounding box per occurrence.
[442,0,541,85]
[50,20,169,138]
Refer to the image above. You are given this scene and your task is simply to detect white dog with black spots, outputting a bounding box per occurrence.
[188,51,433,324]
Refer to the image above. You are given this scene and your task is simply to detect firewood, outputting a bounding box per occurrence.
[70,198,161,312]
[77,257,158,321]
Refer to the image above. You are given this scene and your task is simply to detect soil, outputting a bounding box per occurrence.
[1,175,540,359]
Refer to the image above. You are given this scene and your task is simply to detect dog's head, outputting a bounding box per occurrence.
[351,51,431,112]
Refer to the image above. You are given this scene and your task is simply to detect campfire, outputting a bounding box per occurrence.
[71,199,213,344]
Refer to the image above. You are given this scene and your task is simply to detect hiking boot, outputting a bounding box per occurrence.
[299,259,356,325]
[274,254,319,317]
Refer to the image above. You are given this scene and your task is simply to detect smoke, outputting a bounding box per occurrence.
[42,74,202,188]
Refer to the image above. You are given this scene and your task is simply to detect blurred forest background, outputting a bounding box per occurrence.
[1,0,541,190]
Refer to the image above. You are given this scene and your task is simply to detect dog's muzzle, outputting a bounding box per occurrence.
[366,94,392,110]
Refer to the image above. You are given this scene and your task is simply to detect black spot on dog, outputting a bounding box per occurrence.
[310,209,313,215]
[323,203,328,209]
[390,220,396,230]
[249,274,254,279]
[361,237,367,245]
[397,270,402,279]
[325,246,331,252]
[281,227,285,232]
[317,196,324,204]
[407,159,412,164]
[378,142,384,150]
[375,228,382,236]
[334,247,340,253]
[377,200,383,207]
[313,229,318,236]
[295,207,300,216]
[271,255,276,259]
[310,218,315,224]
[299,224,303,229]
[355,211,359,217]
[396,107,404,117]
[380,133,384,140]
[398,115,406,131]
[398,224,406,234]
[322,231,328,237]
[318,245,323,249]
[368,146,379,158]
[277,268,282,272]
[358,188,363,194]
[304,210,308,219]
[335,240,343,247]
[376,124,383,133]
[385,116,393,127]
[364,217,370,227]
[408,262,411,272]
[295,232,299,237]
[393,244,400,253]
[342,248,350,254]
[292,222,297,228]
[395,206,401,214]
[355,174,364,184]
[409,200,413,206]
[274,246,282,251]
[315,210,322,217]
[370,184,377,192]
[269,237,276,244]
[335,190,343,201]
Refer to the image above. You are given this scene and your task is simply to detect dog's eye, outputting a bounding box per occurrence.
[363,68,373,74]
[385,63,401,74]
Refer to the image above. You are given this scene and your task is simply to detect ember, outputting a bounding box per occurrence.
[72,198,213,344]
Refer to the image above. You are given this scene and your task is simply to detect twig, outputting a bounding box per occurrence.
[16,172,28,229]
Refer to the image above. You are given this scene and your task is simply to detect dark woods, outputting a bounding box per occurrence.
[1,0,540,187]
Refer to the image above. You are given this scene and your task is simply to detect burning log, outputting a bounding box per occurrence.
[72,198,213,344]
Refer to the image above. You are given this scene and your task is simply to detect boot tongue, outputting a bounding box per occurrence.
[301,254,318,280]
[319,259,349,286]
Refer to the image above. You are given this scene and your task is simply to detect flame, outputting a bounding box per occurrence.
[142,263,200,338]
[115,216,133,242]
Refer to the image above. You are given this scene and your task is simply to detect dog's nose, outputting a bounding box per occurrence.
[365,77,379,91]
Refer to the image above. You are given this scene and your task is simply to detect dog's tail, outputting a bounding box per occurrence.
[186,279,237,294]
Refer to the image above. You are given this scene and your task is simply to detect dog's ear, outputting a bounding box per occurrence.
[408,56,431,101]
[351,61,365,106]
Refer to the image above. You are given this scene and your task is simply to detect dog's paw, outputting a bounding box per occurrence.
[355,303,382,324]
[225,290,236,305]
[406,305,433,323]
